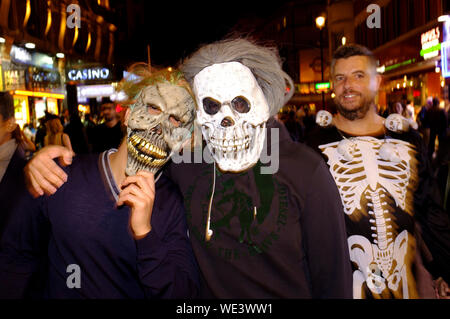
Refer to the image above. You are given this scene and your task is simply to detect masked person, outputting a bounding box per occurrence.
[20,38,352,298]
[307,44,450,299]
[0,66,199,299]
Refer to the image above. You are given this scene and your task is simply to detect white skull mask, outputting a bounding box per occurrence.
[193,62,269,172]
[126,81,195,176]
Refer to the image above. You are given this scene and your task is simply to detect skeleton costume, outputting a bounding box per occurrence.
[307,111,450,299]
[0,68,199,298]
[165,38,353,298]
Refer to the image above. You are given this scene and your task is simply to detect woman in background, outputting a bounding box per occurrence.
[44,116,73,152]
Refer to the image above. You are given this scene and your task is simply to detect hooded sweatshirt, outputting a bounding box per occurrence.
[166,118,352,298]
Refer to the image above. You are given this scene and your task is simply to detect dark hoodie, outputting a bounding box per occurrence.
[166,118,352,298]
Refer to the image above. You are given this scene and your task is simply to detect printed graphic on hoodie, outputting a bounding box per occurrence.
[184,161,289,261]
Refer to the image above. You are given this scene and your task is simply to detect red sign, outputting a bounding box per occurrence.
[421,27,441,45]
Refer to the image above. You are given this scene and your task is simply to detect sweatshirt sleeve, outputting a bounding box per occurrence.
[0,190,49,299]
[301,160,353,298]
[134,192,199,298]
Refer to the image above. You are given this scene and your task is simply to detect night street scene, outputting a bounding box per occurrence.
[0,0,449,313]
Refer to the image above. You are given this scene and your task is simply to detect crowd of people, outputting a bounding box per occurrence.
[13,98,126,159]
[0,39,449,300]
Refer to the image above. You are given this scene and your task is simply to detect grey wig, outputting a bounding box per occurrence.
[180,38,294,117]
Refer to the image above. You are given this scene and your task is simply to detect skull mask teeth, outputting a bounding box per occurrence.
[125,81,195,176]
[126,129,169,175]
[193,62,270,172]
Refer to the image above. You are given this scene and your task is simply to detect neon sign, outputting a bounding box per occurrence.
[315,82,330,91]
[10,45,32,64]
[67,67,111,81]
[442,20,450,78]
[421,27,441,60]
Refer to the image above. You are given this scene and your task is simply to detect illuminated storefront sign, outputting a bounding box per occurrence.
[13,90,65,99]
[315,82,330,91]
[10,46,54,69]
[377,59,416,74]
[32,52,54,69]
[441,20,450,78]
[67,67,111,81]
[4,69,25,90]
[77,84,114,99]
[421,27,441,60]
[10,45,32,64]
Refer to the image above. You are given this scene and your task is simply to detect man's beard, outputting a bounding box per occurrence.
[335,93,374,121]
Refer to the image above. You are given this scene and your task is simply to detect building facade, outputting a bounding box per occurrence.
[0,0,119,126]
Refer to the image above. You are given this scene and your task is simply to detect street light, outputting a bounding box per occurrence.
[316,15,326,109]
[315,16,326,30]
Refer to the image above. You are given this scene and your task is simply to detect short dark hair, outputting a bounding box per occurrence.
[433,97,440,108]
[0,92,14,120]
[330,44,378,76]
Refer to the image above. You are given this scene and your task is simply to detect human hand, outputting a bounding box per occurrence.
[435,277,450,299]
[117,171,155,239]
[24,145,75,197]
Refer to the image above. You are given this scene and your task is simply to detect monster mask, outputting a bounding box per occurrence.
[192,62,270,173]
[125,75,195,176]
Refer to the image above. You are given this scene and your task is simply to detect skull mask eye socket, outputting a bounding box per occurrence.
[147,104,162,115]
[203,97,221,115]
[169,115,182,127]
[231,96,250,113]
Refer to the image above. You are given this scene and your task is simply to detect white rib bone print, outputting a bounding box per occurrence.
[319,136,417,298]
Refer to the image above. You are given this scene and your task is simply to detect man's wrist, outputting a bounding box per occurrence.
[132,225,152,239]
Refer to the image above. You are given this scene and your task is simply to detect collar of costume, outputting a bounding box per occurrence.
[100,149,120,201]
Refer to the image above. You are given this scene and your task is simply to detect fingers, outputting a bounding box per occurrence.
[116,192,139,207]
[27,164,57,195]
[118,183,146,200]
[117,175,155,208]
[25,167,45,198]
[59,151,75,167]
[28,155,67,188]
[23,146,73,197]
[42,145,74,161]
[120,172,155,197]
[136,171,155,194]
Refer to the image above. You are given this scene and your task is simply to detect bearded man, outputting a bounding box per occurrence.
[0,67,199,298]
[307,44,450,299]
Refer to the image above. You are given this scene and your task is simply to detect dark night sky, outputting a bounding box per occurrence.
[115,0,293,68]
